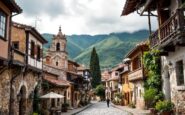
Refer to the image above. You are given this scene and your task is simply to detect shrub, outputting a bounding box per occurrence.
[155,100,174,112]
[128,103,135,108]
[95,84,105,99]
[144,88,157,108]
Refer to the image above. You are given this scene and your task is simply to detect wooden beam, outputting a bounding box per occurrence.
[148,10,152,35]
[159,51,168,56]
[163,45,175,52]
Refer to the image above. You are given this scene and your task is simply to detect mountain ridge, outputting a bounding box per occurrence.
[42,30,149,69]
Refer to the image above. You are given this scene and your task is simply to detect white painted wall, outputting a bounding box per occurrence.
[28,33,43,69]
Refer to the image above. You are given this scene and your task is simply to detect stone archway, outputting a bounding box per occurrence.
[33,85,40,113]
[19,86,27,115]
[162,65,171,100]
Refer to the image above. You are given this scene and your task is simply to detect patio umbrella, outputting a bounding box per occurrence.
[40,92,64,99]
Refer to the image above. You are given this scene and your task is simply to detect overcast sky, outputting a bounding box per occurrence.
[13,0,158,35]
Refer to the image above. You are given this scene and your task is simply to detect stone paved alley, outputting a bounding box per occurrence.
[76,101,131,115]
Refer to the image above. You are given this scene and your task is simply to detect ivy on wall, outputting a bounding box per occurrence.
[143,49,164,108]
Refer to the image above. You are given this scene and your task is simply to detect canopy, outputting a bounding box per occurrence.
[40,92,64,99]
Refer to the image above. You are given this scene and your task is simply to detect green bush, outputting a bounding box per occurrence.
[95,84,105,99]
[33,113,38,115]
[128,103,136,108]
[62,103,69,108]
[155,100,174,112]
[144,88,157,108]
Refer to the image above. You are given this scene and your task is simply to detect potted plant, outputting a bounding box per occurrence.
[155,100,174,115]
[62,103,69,112]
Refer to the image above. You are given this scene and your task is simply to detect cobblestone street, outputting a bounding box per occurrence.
[76,101,131,115]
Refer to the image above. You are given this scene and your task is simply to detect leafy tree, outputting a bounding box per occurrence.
[90,47,101,88]
[95,84,105,99]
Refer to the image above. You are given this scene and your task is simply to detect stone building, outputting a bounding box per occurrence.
[43,27,70,112]
[44,27,68,80]
[105,67,119,100]
[119,63,133,106]
[66,60,81,108]
[42,69,70,114]
[124,42,149,109]
[122,0,185,113]
[10,22,47,114]
[0,1,22,114]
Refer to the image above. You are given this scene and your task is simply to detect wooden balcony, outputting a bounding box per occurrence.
[13,49,25,64]
[128,68,143,81]
[150,8,185,48]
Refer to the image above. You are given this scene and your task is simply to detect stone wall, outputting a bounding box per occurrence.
[0,67,41,115]
[161,46,185,114]
[0,69,11,114]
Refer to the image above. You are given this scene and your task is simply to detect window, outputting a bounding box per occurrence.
[30,41,35,58]
[37,45,41,61]
[115,72,118,76]
[56,61,58,66]
[12,41,19,50]
[176,60,184,86]
[135,87,138,97]
[56,42,60,51]
[133,56,141,70]
[0,10,7,39]
[139,89,142,97]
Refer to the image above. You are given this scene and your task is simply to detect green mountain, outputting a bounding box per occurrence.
[42,30,149,69]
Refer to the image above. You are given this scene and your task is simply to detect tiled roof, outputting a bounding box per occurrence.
[77,65,90,71]
[12,22,48,43]
[44,77,70,87]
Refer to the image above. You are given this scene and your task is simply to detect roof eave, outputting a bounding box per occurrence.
[4,0,22,14]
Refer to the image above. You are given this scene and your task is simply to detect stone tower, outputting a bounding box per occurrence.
[45,27,68,71]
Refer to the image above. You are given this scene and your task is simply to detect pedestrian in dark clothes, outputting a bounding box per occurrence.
[106,98,110,107]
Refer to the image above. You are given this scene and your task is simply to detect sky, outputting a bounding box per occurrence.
[13,0,158,35]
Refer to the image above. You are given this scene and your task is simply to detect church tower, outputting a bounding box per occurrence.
[45,27,68,71]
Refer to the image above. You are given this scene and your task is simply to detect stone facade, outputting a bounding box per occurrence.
[0,67,41,115]
[45,27,68,74]
[161,46,185,114]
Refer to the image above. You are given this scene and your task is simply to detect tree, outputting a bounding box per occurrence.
[95,84,105,100]
[90,47,101,88]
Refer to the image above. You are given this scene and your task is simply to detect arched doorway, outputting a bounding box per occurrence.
[19,86,27,115]
[33,85,40,113]
[64,91,67,103]
[163,66,171,100]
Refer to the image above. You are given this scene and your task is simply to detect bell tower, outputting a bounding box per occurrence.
[45,26,68,71]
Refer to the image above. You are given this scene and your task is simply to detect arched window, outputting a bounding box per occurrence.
[56,61,58,66]
[56,43,60,51]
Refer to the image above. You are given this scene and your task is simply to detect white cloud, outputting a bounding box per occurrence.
[13,0,157,35]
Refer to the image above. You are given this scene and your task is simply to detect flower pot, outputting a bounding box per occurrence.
[149,108,157,115]
[160,111,171,115]
[62,107,67,112]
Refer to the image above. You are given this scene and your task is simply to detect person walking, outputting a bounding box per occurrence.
[106,98,110,107]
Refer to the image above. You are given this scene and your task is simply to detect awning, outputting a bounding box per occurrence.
[40,92,64,99]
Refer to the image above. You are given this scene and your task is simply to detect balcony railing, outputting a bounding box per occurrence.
[128,68,143,81]
[150,8,185,47]
[13,49,25,63]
